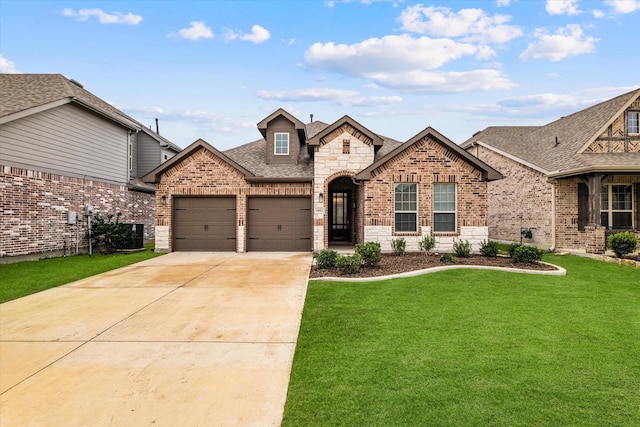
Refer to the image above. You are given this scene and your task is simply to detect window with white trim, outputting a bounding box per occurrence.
[601,184,633,229]
[274,133,289,155]
[628,112,639,134]
[433,183,456,232]
[394,183,417,232]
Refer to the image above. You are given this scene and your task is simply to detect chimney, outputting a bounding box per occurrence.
[310,114,314,123]
[155,118,160,135]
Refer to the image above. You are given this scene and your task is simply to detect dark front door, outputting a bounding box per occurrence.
[329,191,352,242]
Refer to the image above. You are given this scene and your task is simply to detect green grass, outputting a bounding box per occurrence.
[0,245,163,303]
[283,254,640,426]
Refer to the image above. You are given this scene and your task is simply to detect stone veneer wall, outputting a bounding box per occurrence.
[473,146,554,248]
[313,130,375,250]
[1,165,155,261]
[364,136,489,253]
[154,147,311,252]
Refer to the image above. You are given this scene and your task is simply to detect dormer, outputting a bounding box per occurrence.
[257,108,307,165]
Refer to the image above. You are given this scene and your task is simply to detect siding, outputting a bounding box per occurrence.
[0,103,128,183]
[137,132,161,177]
[265,116,300,165]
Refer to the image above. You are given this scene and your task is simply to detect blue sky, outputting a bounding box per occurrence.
[1,0,639,150]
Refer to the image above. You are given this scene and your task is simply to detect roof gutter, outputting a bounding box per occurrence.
[244,176,313,183]
[546,165,640,179]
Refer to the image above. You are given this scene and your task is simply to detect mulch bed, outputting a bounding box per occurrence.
[309,252,557,279]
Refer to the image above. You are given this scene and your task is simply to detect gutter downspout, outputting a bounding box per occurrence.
[550,180,556,251]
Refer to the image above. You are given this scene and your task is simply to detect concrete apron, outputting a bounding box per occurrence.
[0,252,312,426]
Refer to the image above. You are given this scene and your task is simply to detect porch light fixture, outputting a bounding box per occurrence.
[161,195,167,205]
[319,193,323,203]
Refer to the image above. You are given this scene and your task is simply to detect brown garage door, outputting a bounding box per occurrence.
[173,197,236,251]
[247,197,312,251]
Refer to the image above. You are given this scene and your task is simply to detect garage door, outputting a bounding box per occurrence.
[173,197,236,251]
[247,197,312,251]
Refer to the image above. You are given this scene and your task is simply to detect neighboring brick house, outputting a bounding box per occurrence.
[143,109,501,253]
[462,88,640,254]
[0,74,181,261]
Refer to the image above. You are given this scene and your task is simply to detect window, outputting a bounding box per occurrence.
[394,183,417,232]
[628,112,639,134]
[274,133,289,155]
[601,184,633,229]
[433,183,456,232]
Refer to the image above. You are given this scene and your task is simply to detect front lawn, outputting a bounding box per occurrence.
[283,254,640,426]
[0,246,163,303]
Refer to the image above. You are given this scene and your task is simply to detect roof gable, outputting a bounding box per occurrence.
[307,115,383,149]
[142,138,254,183]
[357,127,502,181]
[256,108,306,139]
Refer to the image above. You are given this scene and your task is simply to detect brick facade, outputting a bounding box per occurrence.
[364,136,489,252]
[1,165,155,261]
[472,146,554,248]
[154,147,311,252]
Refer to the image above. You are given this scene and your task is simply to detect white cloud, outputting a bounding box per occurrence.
[62,8,142,25]
[225,25,270,43]
[606,0,640,13]
[0,54,20,73]
[545,0,581,15]
[305,34,487,75]
[496,0,511,6]
[174,21,214,41]
[256,87,402,107]
[520,24,597,62]
[241,25,270,43]
[366,69,517,92]
[397,5,522,44]
[592,9,606,18]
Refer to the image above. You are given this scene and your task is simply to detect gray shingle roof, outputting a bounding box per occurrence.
[224,139,314,179]
[462,89,640,175]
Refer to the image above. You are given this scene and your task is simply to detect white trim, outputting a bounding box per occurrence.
[394,182,418,233]
[433,182,456,233]
[601,183,635,229]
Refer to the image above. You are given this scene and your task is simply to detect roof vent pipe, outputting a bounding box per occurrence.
[310,114,314,122]
[554,136,559,146]
[155,118,160,135]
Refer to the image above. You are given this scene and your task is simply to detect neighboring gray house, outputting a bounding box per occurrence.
[462,88,640,254]
[0,73,181,260]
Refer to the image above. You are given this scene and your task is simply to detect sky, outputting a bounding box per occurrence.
[1,0,639,150]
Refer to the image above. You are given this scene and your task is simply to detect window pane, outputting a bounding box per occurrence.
[628,112,639,134]
[394,183,417,212]
[612,212,632,229]
[275,133,289,154]
[612,185,632,210]
[395,213,416,232]
[434,184,455,212]
[600,212,608,228]
[434,213,455,232]
[601,186,608,210]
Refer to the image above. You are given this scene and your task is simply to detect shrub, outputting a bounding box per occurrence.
[418,235,436,255]
[335,253,362,274]
[391,237,406,256]
[479,240,499,257]
[452,239,471,258]
[315,249,338,269]
[440,253,456,264]
[508,242,522,258]
[608,231,638,258]
[89,213,134,254]
[512,245,544,264]
[355,242,382,267]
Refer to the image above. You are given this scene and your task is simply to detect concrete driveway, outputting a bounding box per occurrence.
[0,252,312,426]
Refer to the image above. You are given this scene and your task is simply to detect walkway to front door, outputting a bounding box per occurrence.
[0,252,313,426]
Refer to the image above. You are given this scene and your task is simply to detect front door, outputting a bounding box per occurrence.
[329,191,351,242]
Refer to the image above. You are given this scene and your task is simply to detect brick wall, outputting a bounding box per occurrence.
[155,147,312,252]
[1,165,155,260]
[472,146,554,248]
[364,136,489,252]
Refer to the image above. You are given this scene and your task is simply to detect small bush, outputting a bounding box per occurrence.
[508,242,522,258]
[355,242,382,267]
[607,231,638,258]
[335,253,362,274]
[89,213,134,254]
[452,239,471,258]
[391,237,406,256]
[512,245,544,264]
[418,235,436,255]
[479,240,499,257]
[315,249,338,269]
[440,253,456,264]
